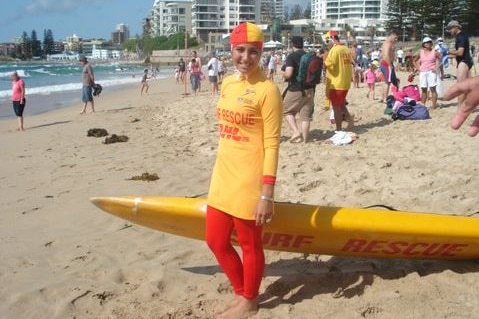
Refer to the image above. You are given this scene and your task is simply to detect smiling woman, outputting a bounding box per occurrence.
[206,22,283,319]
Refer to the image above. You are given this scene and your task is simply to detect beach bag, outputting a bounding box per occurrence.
[393,103,430,121]
[384,95,394,115]
[296,52,323,87]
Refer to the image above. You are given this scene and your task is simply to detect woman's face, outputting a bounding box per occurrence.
[423,41,433,49]
[231,43,261,75]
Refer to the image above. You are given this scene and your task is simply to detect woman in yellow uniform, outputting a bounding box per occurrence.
[206,22,282,318]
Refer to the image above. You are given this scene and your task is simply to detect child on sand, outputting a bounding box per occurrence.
[364,61,378,100]
[174,67,179,84]
[140,69,149,95]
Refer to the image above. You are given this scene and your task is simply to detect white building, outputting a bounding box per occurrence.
[192,0,261,42]
[147,0,262,45]
[311,0,389,44]
[260,0,284,24]
[311,0,388,21]
[150,0,193,36]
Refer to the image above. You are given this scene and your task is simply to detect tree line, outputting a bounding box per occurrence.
[12,29,56,60]
[385,0,479,39]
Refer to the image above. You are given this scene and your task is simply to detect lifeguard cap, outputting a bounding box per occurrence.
[230,22,264,51]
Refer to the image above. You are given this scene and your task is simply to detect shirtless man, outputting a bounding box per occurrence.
[380,30,399,102]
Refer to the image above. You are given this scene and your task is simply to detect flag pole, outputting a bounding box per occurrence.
[182,30,190,96]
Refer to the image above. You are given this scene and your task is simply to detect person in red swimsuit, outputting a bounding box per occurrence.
[206,22,282,318]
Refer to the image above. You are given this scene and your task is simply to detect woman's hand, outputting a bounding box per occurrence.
[255,198,274,226]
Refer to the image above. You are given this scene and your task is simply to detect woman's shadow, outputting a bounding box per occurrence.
[181,255,479,308]
[258,256,479,308]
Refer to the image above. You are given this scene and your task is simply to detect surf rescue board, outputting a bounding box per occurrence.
[90,196,479,260]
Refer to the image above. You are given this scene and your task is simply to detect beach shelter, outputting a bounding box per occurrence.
[264,40,284,49]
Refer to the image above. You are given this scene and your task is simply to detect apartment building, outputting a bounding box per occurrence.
[111,23,130,46]
[311,0,388,21]
[260,0,284,25]
[192,0,261,42]
[148,0,260,43]
[150,0,193,36]
[311,0,389,43]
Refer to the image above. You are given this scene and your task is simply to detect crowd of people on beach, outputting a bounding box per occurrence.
[146,20,479,319]
[174,51,227,96]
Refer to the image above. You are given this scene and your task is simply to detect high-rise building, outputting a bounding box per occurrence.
[192,0,261,42]
[312,0,388,21]
[147,0,261,42]
[150,0,193,36]
[311,0,389,43]
[260,0,284,24]
[111,23,130,46]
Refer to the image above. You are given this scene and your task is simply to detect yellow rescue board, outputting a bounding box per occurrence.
[90,196,479,260]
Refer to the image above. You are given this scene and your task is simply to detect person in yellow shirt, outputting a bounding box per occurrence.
[325,35,354,131]
[206,22,282,318]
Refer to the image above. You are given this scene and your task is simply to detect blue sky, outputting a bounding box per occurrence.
[0,0,306,43]
[0,0,152,42]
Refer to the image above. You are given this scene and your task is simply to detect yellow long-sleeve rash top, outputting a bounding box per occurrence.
[207,68,282,220]
[325,44,353,90]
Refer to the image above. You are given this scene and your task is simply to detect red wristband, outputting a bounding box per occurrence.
[263,175,276,185]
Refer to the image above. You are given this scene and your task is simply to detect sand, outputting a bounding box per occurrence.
[1,69,478,319]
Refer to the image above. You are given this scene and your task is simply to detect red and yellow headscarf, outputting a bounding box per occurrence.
[230,22,264,51]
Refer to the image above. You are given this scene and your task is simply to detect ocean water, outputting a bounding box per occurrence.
[0,62,170,119]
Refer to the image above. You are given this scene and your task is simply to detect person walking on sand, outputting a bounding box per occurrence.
[190,51,202,91]
[206,22,282,319]
[379,30,399,103]
[140,69,150,95]
[325,35,354,131]
[282,36,315,143]
[413,37,441,109]
[10,71,26,131]
[206,52,219,96]
[178,58,186,84]
[189,58,202,95]
[364,61,378,100]
[79,55,95,114]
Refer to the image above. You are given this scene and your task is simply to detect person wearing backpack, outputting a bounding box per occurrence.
[325,35,354,131]
[282,36,316,143]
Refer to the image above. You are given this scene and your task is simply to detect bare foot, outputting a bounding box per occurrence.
[215,296,242,316]
[217,297,258,319]
[289,134,303,144]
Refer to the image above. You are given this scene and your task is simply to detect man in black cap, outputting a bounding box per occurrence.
[282,36,315,143]
[447,20,474,107]
[79,54,95,114]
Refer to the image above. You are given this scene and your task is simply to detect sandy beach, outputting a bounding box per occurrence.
[1,69,478,319]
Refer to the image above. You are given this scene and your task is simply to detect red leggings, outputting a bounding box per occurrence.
[205,205,264,299]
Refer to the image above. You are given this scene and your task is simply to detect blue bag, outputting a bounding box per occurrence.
[393,103,430,121]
